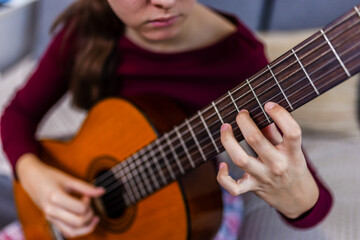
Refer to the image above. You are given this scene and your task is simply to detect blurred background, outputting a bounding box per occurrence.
[0,0,359,239]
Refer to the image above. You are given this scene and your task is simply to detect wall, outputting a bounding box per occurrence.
[33,0,73,57]
[0,0,39,71]
[200,0,360,30]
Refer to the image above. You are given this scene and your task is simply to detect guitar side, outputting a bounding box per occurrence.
[14,98,223,240]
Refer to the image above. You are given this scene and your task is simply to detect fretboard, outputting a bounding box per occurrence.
[101,5,360,207]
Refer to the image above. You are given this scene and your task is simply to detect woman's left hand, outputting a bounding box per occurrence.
[217,102,319,219]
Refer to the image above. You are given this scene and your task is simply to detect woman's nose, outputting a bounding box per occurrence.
[151,0,176,9]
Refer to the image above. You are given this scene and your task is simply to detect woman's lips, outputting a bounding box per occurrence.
[148,16,179,28]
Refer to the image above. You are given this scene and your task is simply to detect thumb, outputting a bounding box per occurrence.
[218,161,230,177]
[217,162,256,196]
[63,175,105,197]
[217,162,237,191]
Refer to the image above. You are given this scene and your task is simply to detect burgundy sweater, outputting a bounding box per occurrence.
[0,14,332,228]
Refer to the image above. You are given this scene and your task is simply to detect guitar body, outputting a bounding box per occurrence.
[14,97,223,239]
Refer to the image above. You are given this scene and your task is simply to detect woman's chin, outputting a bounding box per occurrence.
[141,28,182,43]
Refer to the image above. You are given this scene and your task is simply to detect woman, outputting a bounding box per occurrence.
[1,0,332,238]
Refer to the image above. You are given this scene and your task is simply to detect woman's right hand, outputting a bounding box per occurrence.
[16,153,105,238]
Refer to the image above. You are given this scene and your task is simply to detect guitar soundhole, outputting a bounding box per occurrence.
[87,156,137,233]
[94,170,126,218]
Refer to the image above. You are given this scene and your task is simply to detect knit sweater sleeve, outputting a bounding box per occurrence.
[0,25,74,175]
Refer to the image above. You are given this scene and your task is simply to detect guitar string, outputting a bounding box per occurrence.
[95,9,360,191]
[102,41,360,209]
[95,10,360,203]
[95,13,360,191]
[96,13,360,205]
[96,7,360,188]
[100,23,360,205]
[102,53,360,210]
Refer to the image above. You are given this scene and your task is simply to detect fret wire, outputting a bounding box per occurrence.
[111,162,138,204]
[111,182,131,207]
[320,29,351,77]
[246,79,271,123]
[174,126,196,168]
[128,156,147,198]
[198,110,220,153]
[129,157,148,200]
[228,90,240,112]
[122,192,131,207]
[147,144,168,185]
[355,6,360,17]
[142,148,161,189]
[291,49,320,95]
[100,11,360,199]
[123,160,142,201]
[212,101,224,124]
[267,65,294,110]
[185,118,207,161]
[133,151,153,194]
[111,167,136,204]
[164,133,185,175]
[155,139,176,180]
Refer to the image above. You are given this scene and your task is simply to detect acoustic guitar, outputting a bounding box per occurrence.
[14,5,360,239]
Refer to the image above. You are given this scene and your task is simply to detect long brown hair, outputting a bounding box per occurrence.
[51,0,124,109]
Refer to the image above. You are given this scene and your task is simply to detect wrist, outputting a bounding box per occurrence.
[16,153,45,184]
[281,172,320,219]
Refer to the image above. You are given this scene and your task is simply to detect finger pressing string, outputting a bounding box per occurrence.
[265,102,302,153]
[220,123,267,179]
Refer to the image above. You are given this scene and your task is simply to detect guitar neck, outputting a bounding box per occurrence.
[106,5,360,206]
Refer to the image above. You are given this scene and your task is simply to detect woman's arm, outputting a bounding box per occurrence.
[0,24,105,237]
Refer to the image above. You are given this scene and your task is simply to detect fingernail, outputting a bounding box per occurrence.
[239,109,248,113]
[265,102,276,110]
[219,162,225,170]
[221,124,229,132]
